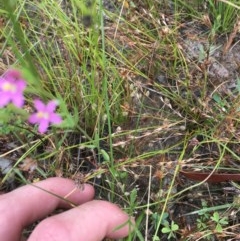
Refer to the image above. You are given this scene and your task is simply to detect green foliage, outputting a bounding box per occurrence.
[212,93,228,111]
[197,200,229,236]
[175,0,239,34]
[151,212,179,240]
[207,0,239,34]
[151,212,169,229]
[211,211,229,232]
[197,200,211,230]
[0,105,28,135]
[161,220,179,239]
[236,78,240,94]
[1,0,126,136]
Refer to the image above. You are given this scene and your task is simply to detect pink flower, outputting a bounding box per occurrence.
[0,69,26,108]
[29,99,62,134]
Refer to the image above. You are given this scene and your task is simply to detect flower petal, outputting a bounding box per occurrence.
[28,114,39,124]
[33,99,46,111]
[49,113,62,124]
[12,94,24,108]
[38,120,49,133]
[46,100,58,112]
[4,69,22,79]
[0,92,11,108]
[16,80,27,91]
[0,78,8,89]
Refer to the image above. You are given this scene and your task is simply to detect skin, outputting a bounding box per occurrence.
[0,177,134,241]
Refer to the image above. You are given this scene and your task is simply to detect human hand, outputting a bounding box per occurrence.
[0,177,133,241]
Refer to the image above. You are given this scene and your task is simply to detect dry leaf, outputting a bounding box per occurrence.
[19,158,38,173]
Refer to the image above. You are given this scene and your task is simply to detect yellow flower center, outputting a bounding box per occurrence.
[37,111,49,119]
[3,82,16,93]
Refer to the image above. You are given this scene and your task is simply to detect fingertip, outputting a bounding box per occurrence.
[100,201,135,239]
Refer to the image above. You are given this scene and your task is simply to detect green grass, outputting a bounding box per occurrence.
[1,0,240,240]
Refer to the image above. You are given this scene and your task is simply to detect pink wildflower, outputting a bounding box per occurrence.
[29,99,62,134]
[0,69,26,108]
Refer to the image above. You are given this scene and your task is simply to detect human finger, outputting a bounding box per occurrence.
[0,177,95,241]
[29,200,134,241]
